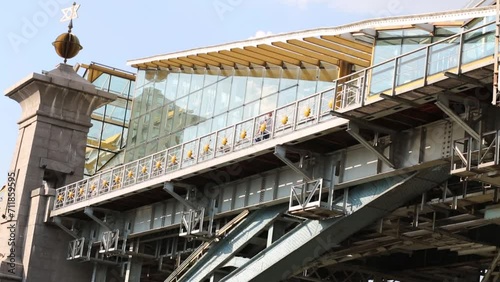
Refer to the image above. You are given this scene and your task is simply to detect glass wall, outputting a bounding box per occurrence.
[370,19,495,95]
[78,63,135,176]
[125,65,338,162]
[370,26,460,94]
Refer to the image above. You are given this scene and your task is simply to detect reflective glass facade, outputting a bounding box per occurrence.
[370,17,495,94]
[78,63,135,176]
[125,65,338,162]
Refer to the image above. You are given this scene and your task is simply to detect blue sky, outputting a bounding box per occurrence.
[0,0,469,185]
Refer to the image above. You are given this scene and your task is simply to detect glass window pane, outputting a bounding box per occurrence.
[201,85,216,119]
[109,76,132,97]
[138,87,154,116]
[88,120,103,141]
[214,73,232,115]
[183,125,197,143]
[131,92,142,119]
[278,86,298,107]
[127,119,138,148]
[297,68,318,100]
[190,72,205,93]
[262,67,281,97]
[212,113,227,132]
[158,135,173,151]
[137,114,150,144]
[136,143,146,159]
[378,30,403,38]
[373,39,402,64]
[187,91,202,126]
[160,103,174,137]
[143,70,158,89]
[227,107,243,126]
[172,96,188,132]
[243,100,259,120]
[100,123,123,151]
[260,93,277,114]
[245,67,264,103]
[165,72,179,102]
[93,73,111,91]
[230,69,248,109]
[146,141,158,156]
[149,107,162,140]
[177,73,192,99]
[135,70,146,90]
[204,68,219,86]
[197,119,212,137]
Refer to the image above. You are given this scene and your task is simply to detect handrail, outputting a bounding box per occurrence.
[53,20,498,211]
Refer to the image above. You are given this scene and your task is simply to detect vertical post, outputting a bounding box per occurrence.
[423,46,431,85]
[493,0,500,105]
[360,69,368,107]
[457,33,465,74]
[327,166,336,210]
[391,58,399,96]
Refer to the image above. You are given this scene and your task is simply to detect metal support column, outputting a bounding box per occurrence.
[91,263,108,282]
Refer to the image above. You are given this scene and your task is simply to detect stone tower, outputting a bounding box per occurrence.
[0,64,116,281]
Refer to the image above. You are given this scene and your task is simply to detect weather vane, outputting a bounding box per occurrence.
[52,2,83,64]
[60,2,80,26]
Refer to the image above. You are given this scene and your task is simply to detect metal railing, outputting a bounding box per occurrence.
[53,21,497,211]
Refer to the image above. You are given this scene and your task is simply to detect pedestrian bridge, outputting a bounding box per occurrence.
[51,19,497,217]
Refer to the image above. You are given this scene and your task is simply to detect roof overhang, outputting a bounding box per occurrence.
[128,6,496,70]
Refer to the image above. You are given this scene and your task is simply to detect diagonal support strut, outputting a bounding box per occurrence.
[274,145,313,181]
[346,122,395,168]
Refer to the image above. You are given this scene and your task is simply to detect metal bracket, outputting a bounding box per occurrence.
[84,207,115,231]
[346,122,395,168]
[99,229,120,254]
[53,216,79,239]
[274,145,314,182]
[67,237,86,260]
[435,94,480,140]
[180,208,208,237]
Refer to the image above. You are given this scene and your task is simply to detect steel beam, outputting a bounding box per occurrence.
[444,72,489,89]
[163,182,198,209]
[220,165,450,282]
[53,217,79,239]
[174,205,286,282]
[330,110,397,135]
[84,207,112,231]
[274,145,314,181]
[435,100,480,140]
[380,93,420,108]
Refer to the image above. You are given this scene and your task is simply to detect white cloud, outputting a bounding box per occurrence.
[249,30,274,39]
[280,0,469,16]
